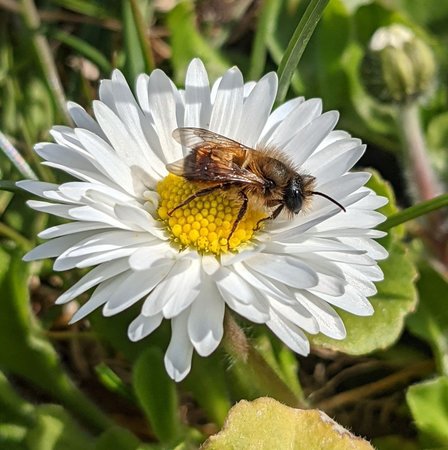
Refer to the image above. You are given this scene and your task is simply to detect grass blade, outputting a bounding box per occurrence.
[248,0,282,80]
[47,29,113,75]
[276,0,329,103]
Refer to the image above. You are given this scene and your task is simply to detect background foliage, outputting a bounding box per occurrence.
[1,0,448,448]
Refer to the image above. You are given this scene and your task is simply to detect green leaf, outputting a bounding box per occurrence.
[25,405,93,450]
[51,0,112,19]
[407,264,448,375]
[47,29,113,74]
[0,371,34,426]
[129,0,155,73]
[407,376,448,447]
[95,363,135,403]
[276,0,330,103]
[132,347,183,444]
[202,397,374,449]
[255,334,303,400]
[0,423,27,450]
[248,0,282,80]
[95,426,142,450]
[166,2,228,85]
[310,171,418,354]
[184,352,232,427]
[122,0,146,82]
[312,0,351,108]
[0,248,112,432]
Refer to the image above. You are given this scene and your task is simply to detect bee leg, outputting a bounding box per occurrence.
[254,204,284,231]
[227,190,248,249]
[168,182,234,216]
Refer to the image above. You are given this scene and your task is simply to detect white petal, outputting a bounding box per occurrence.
[102,259,174,316]
[338,236,389,260]
[187,275,225,357]
[283,111,339,166]
[164,311,194,382]
[75,127,139,195]
[56,258,129,304]
[266,311,310,355]
[270,299,319,334]
[184,58,212,128]
[128,244,174,271]
[215,266,260,305]
[245,253,318,289]
[23,232,96,261]
[209,67,244,137]
[136,74,150,113]
[297,292,346,339]
[67,101,106,139]
[128,313,163,341]
[54,246,138,271]
[141,257,201,317]
[114,203,166,238]
[237,72,277,146]
[223,294,269,323]
[263,98,322,148]
[27,200,75,220]
[17,180,59,197]
[39,222,114,239]
[69,271,132,323]
[259,97,304,144]
[234,261,295,303]
[147,69,183,163]
[303,138,363,174]
[319,286,374,316]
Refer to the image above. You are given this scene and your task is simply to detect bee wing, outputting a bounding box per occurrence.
[172,127,251,152]
[169,128,264,185]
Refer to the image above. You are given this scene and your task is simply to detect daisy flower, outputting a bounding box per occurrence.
[20,59,388,382]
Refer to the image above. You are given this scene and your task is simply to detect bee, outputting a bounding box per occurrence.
[167,127,345,244]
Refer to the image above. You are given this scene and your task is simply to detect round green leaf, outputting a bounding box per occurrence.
[203,397,374,449]
[407,264,448,374]
[407,376,448,447]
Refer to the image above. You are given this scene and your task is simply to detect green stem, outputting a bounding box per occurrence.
[0,222,32,251]
[379,193,448,231]
[276,0,329,104]
[222,311,304,408]
[20,0,71,124]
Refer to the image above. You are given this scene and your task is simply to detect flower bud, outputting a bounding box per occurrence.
[361,24,436,104]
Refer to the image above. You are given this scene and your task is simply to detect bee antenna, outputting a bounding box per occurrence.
[311,191,346,212]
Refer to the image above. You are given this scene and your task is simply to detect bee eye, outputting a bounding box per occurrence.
[265,178,275,190]
[284,181,303,214]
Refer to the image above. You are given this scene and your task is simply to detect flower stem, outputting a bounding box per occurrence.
[396,102,448,266]
[396,102,441,202]
[379,193,448,231]
[222,311,305,408]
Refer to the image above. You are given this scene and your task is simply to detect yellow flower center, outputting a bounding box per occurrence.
[157,174,266,255]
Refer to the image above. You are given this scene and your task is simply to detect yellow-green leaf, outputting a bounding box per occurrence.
[203,397,374,450]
